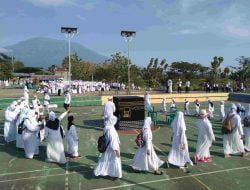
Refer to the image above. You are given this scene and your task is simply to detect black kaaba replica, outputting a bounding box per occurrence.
[113,96,145,130]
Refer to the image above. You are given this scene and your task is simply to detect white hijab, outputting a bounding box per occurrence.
[228,104,237,116]
[104,115,117,134]
[49,111,56,121]
[171,111,186,136]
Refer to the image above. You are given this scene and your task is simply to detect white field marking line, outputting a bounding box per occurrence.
[90,166,250,190]
[1,163,249,185]
[8,158,16,164]
[153,144,167,157]
[0,158,136,177]
[0,155,168,178]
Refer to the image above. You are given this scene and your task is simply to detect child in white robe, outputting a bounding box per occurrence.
[223,105,249,158]
[220,101,225,121]
[16,107,30,149]
[168,112,193,167]
[45,111,69,164]
[184,99,190,115]
[194,110,215,163]
[161,98,167,113]
[22,109,40,159]
[207,100,214,118]
[144,91,152,111]
[66,115,80,159]
[94,115,122,179]
[170,98,176,112]
[4,103,18,143]
[132,117,164,175]
[194,99,200,116]
[43,93,50,114]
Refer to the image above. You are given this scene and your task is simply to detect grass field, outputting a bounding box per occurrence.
[0,100,250,190]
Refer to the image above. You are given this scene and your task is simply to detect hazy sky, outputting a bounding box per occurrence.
[1,0,250,67]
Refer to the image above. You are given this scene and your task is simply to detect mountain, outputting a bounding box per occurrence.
[3,37,108,68]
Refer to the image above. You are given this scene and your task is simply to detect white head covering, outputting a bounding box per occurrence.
[12,101,17,106]
[228,104,237,115]
[104,115,117,133]
[8,104,16,111]
[171,111,186,136]
[21,107,30,115]
[27,109,36,118]
[49,111,56,121]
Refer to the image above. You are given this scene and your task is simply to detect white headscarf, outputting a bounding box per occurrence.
[8,104,16,111]
[104,115,117,133]
[171,111,186,136]
[21,107,30,115]
[228,104,237,116]
[27,109,36,119]
[12,101,17,106]
[49,111,56,121]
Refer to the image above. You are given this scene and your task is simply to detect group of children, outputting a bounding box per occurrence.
[3,87,250,181]
[3,87,80,164]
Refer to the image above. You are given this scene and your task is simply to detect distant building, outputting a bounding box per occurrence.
[54,68,68,81]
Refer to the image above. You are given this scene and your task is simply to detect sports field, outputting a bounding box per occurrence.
[0,98,250,190]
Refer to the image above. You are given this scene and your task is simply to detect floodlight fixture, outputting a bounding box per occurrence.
[61,27,78,34]
[120,30,136,95]
[60,27,78,89]
[121,31,136,37]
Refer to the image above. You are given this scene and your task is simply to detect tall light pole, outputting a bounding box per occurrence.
[61,27,77,89]
[121,31,136,95]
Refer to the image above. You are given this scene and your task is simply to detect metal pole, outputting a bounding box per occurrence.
[11,55,14,72]
[68,33,71,90]
[127,40,130,95]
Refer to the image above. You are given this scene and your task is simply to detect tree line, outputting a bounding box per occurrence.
[1,52,249,89]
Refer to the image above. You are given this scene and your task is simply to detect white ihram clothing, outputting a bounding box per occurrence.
[220,104,225,121]
[94,116,122,178]
[132,117,164,171]
[16,107,29,149]
[4,106,17,143]
[144,94,151,110]
[22,113,40,159]
[184,101,190,115]
[195,118,215,160]
[66,125,79,156]
[32,99,40,114]
[168,112,193,167]
[44,94,50,106]
[195,103,200,115]
[223,114,244,154]
[45,111,67,164]
[64,94,71,104]
[168,80,173,93]
[103,101,116,119]
[161,100,167,113]
[208,102,214,118]
[24,91,29,106]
